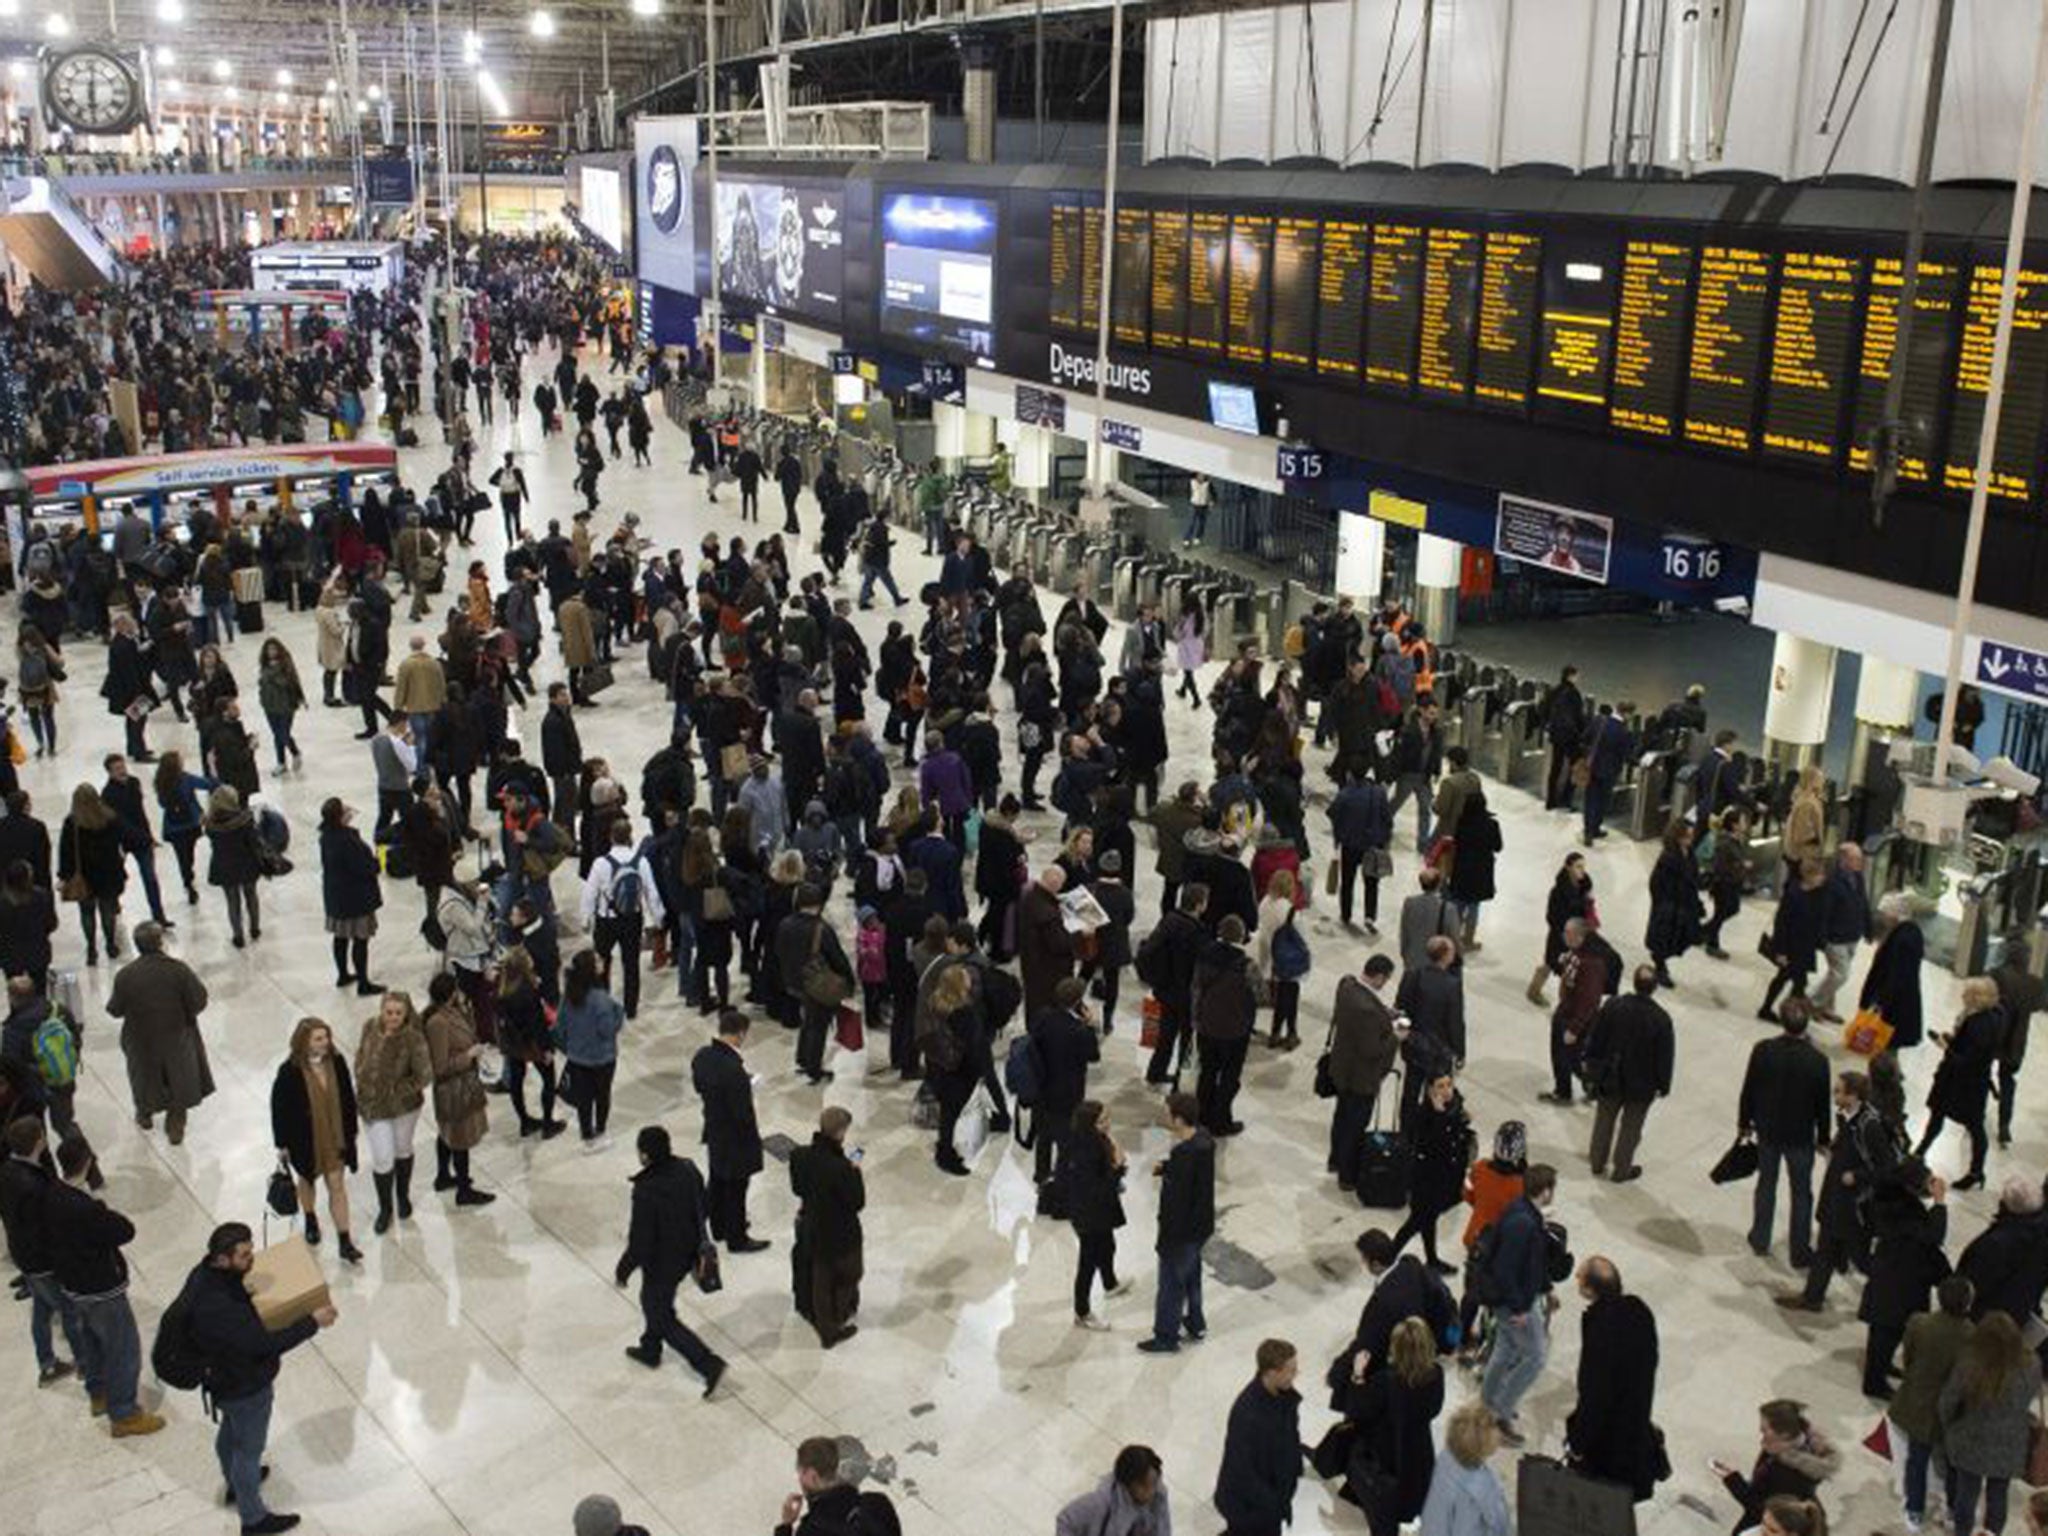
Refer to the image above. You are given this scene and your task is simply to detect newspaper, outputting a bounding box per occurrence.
[1059,886,1110,934]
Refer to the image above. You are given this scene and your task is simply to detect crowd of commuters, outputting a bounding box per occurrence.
[2,227,2046,1536]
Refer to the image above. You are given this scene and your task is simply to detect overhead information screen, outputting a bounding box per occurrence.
[1150,210,1189,352]
[1762,249,1863,466]
[1079,206,1104,333]
[1112,207,1152,346]
[1473,230,1540,410]
[1944,263,2048,500]
[1848,256,1959,483]
[1270,216,1319,370]
[1187,211,1230,355]
[1417,226,1480,399]
[1610,239,1692,437]
[1536,240,1616,414]
[1049,203,1083,331]
[1684,244,1774,451]
[1227,214,1274,365]
[1366,222,1423,390]
[1316,218,1369,380]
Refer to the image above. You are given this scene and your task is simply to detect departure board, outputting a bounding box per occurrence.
[1049,203,1084,332]
[1316,218,1368,379]
[1683,245,1774,451]
[1472,229,1540,409]
[1269,217,1319,370]
[1762,250,1864,466]
[1227,214,1274,365]
[1610,240,1692,437]
[1417,226,1480,398]
[1943,263,2048,500]
[1366,223,1423,389]
[1150,210,1189,352]
[1079,206,1104,333]
[1186,211,1230,355]
[1112,207,1152,347]
[1848,257,1959,483]
[1536,241,1616,412]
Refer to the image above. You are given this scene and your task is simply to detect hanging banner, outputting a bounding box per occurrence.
[1494,493,1614,585]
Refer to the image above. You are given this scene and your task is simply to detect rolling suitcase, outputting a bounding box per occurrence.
[1355,1070,1409,1209]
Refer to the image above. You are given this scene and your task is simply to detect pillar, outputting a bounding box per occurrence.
[1413,531,1461,646]
[932,400,967,467]
[1012,423,1053,501]
[962,408,997,460]
[1336,509,1387,607]
[1849,655,1920,789]
[1763,632,1838,773]
[958,34,999,164]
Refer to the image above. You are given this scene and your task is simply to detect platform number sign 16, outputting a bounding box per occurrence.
[1660,535,1723,586]
[1277,445,1325,482]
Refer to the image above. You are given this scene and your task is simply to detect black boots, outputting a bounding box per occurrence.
[372,1171,395,1235]
[450,1147,496,1208]
[433,1140,458,1192]
[303,1211,321,1246]
[337,1232,363,1264]
[393,1156,415,1220]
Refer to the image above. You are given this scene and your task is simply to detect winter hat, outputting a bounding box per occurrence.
[573,1495,623,1536]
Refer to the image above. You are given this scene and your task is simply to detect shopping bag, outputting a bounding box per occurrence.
[953,1088,991,1162]
[835,1005,865,1052]
[1862,1418,1892,1462]
[1843,1008,1894,1057]
[720,742,750,782]
[1139,995,1163,1051]
[1325,859,1340,897]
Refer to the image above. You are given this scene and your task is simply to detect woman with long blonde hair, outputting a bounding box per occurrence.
[353,989,432,1235]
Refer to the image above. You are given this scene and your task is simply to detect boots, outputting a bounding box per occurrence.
[303,1210,321,1246]
[433,1140,458,1192]
[393,1156,415,1220]
[1526,965,1550,1006]
[372,1171,395,1235]
[337,1231,364,1264]
[451,1148,496,1208]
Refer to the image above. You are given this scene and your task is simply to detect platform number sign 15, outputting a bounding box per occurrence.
[1660,535,1723,586]
[1277,445,1325,482]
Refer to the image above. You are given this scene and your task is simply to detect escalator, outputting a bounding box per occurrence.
[0,175,126,288]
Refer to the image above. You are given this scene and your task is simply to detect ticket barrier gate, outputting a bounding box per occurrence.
[1501,688,1551,794]
[1625,748,1685,840]
[1047,527,1088,589]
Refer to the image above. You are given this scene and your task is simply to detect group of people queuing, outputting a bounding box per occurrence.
[2,228,2047,1536]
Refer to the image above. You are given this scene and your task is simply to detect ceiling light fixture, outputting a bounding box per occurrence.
[476,66,508,116]
[275,67,292,86]
[210,56,230,79]
[155,0,182,20]
[7,59,27,80]
[0,0,21,19]
[528,9,554,37]
[365,82,382,101]
[163,75,182,92]
[461,27,481,62]
[43,13,70,37]
[323,75,336,91]
[154,43,174,65]
[631,0,658,15]
[221,83,237,99]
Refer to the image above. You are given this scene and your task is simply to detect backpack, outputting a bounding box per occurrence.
[606,854,644,918]
[31,1009,78,1088]
[856,925,887,984]
[976,961,1023,1031]
[1271,913,1311,982]
[18,647,49,692]
[522,819,568,876]
[152,1270,210,1392]
[1134,924,1170,990]
[1003,1033,1044,1105]
[256,805,290,855]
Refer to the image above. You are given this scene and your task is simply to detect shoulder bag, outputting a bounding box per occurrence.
[801,920,855,1008]
[59,825,89,903]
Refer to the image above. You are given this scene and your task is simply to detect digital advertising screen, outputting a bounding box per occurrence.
[579,166,625,254]
[633,116,698,295]
[1208,380,1260,435]
[714,177,846,326]
[880,192,998,360]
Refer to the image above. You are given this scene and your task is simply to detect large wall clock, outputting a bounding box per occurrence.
[43,46,145,135]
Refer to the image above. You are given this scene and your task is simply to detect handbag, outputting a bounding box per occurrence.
[1843,1008,1894,1057]
[582,661,615,698]
[720,741,750,782]
[1325,858,1341,897]
[800,920,855,1008]
[835,1005,865,1051]
[1570,756,1593,789]
[59,826,87,903]
[701,883,735,923]
[265,1156,298,1218]
[1757,931,1777,962]
[1710,1138,1761,1184]
[694,1246,724,1295]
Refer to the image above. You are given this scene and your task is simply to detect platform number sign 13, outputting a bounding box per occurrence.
[1277,445,1325,483]
[1660,534,1723,586]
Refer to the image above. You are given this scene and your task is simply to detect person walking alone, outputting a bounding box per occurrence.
[615,1124,727,1397]
[1581,965,1675,1183]
[1137,1092,1215,1355]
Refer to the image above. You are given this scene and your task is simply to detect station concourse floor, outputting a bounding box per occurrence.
[0,352,2002,1536]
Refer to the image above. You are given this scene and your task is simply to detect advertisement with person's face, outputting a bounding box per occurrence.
[713,178,845,325]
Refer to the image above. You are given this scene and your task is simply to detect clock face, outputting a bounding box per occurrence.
[48,49,138,132]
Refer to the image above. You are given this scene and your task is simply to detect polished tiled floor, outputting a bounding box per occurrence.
[0,341,2001,1536]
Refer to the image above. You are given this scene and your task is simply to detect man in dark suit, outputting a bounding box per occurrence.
[689,1010,768,1254]
[1564,1257,1663,1501]
[1331,1228,1456,1393]
[1581,965,1676,1182]
[1738,998,1833,1265]
[616,1125,727,1395]
[1028,975,1101,1195]
[1395,934,1466,1120]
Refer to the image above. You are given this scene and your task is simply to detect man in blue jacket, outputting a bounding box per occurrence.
[1580,702,1635,846]
[1213,1339,1303,1535]
[1479,1163,1559,1446]
[182,1221,338,1532]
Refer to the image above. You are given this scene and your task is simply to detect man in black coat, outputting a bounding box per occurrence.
[1395,935,1466,1120]
[1564,1257,1663,1501]
[882,871,937,1077]
[1139,1092,1215,1355]
[1544,664,1587,811]
[788,1106,865,1346]
[1331,1228,1455,1397]
[540,683,583,831]
[775,691,827,820]
[616,1125,727,1394]
[689,1010,768,1254]
[1953,1177,2048,1325]
[1779,1068,1899,1312]
[1027,975,1101,1193]
[1213,1338,1305,1536]
[1137,885,1209,1085]
[102,614,157,759]
[182,1221,337,1530]
[1582,965,1676,1182]
[774,886,856,1085]
[1738,1001,1833,1266]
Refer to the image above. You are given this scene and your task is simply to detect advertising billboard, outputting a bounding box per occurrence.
[714,177,845,327]
[579,165,625,254]
[633,116,698,295]
[880,192,998,360]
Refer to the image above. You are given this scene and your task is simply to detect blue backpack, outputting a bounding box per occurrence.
[32,1009,78,1088]
[1003,1034,1044,1106]
[605,854,644,918]
[1271,913,1311,982]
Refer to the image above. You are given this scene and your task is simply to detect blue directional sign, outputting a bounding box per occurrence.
[1977,641,2048,702]
[1099,419,1143,452]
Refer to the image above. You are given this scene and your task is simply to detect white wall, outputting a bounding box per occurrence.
[1145,0,2043,182]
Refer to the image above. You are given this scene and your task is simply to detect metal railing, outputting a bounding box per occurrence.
[707,101,931,159]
